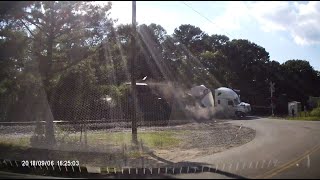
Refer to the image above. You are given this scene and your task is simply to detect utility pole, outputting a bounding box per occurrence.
[131,1,138,144]
[270,81,275,116]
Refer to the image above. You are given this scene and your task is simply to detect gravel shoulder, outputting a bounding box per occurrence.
[148,121,256,163]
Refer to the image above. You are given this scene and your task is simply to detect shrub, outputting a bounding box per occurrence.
[310,107,320,117]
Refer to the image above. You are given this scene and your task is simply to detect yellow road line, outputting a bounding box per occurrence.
[255,145,316,179]
[264,144,320,179]
[255,144,320,179]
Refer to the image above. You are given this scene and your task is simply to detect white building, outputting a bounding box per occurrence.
[288,101,301,116]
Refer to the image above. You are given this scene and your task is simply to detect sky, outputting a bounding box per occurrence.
[98,1,320,70]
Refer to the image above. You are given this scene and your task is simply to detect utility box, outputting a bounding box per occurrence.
[288,101,301,117]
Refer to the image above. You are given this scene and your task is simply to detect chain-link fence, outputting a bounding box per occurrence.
[0,71,181,151]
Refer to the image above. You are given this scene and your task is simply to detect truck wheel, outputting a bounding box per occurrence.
[235,111,245,119]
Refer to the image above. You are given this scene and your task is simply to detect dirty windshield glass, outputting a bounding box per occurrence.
[234,98,240,105]
[0,1,320,179]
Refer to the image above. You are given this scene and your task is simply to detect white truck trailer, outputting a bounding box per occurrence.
[187,85,251,119]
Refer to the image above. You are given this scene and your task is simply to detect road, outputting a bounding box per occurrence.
[171,117,320,179]
[1,117,320,179]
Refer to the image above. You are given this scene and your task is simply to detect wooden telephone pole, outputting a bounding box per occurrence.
[131,1,138,144]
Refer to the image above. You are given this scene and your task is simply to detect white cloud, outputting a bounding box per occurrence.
[211,1,250,31]
[201,1,320,46]
[103,1,320,46]
[198,2,252,38]
[247,1,320,46]
[107,1,189,34]
[109,1,132,25]
[107,1,250,36]
[136,6,181,33]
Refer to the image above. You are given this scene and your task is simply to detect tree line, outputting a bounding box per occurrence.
[1,1,320,123]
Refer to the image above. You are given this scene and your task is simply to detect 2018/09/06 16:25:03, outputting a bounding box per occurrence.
[21,160,80,167]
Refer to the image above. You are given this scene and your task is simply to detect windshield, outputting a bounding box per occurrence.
[234,98,241,105]
[1,1,320,179]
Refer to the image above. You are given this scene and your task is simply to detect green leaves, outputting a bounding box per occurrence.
[1,1,320,121]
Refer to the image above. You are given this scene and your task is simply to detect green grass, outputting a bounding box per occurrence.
[0,136,31,149]
[268,116,285,119]
[0,130,183,152]
[0,131,184,166]
[271,115,320,121]
[286,116,320,121]
[269,110,320,121]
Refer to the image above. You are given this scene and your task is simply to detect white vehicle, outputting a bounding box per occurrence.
[214,87,251,118]
[187,85,251,119]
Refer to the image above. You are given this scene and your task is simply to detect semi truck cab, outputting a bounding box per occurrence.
[187,85,251,119]
[214,87,251,118]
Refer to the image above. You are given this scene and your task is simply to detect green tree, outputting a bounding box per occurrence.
[173,24,209,55]
[206,34,229,52]
[281,60,320,104]
[1,1,114,145]
[138,23,170,81]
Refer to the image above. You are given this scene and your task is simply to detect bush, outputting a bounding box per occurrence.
[310,107,320,117]
[99,84,130,99]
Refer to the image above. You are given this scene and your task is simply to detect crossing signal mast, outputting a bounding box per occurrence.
[270,82,275,116]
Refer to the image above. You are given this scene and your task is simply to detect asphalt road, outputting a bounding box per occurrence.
[1,117,320,179]
[170,117,320,179]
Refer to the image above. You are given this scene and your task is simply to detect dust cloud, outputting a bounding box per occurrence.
[146,81,216,120]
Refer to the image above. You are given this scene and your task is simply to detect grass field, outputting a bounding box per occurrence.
[0,136,31,149]
[271,115,320,121]
[0,130,184,151]
[286,116,320,121]
[0,130,187,165]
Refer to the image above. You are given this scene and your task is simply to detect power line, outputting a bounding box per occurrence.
[180,1,233,38]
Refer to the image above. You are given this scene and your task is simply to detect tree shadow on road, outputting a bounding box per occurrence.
[231,116,262,121]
